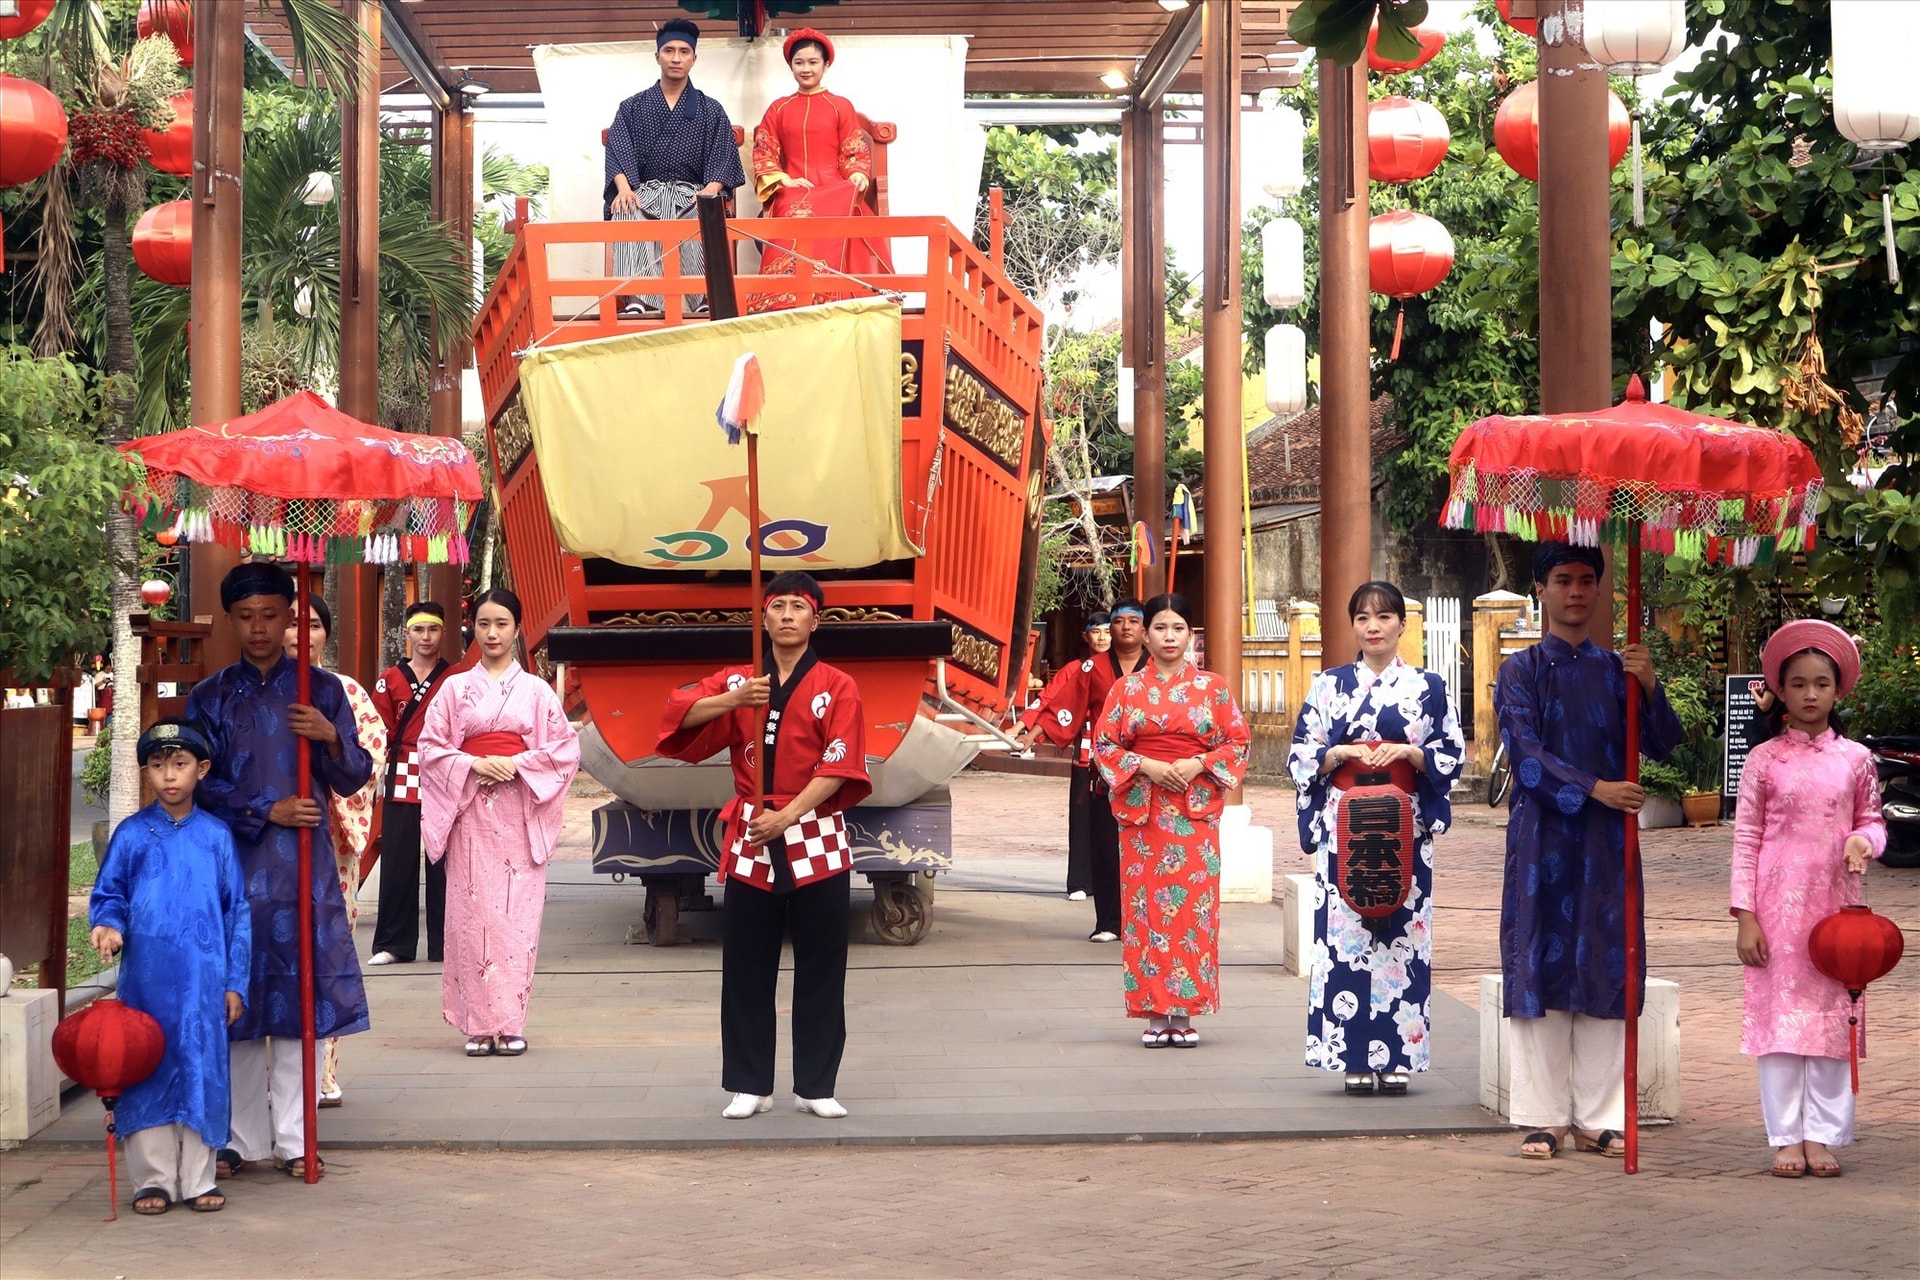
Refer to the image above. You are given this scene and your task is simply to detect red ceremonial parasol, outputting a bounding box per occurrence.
[1443,376,1824,1174]
[120,389,483,1183]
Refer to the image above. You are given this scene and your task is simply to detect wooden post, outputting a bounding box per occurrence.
[429,97,476,657]
[1318,59,1372,670]
[187,0,246,664]
[1400,598,1426,668]
[1200,0,1244,759]
[1127,101,1169,565]
[1472,590,1529,774]
[335,0,383,686]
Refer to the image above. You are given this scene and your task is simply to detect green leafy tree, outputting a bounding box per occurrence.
[975,125,1119,314]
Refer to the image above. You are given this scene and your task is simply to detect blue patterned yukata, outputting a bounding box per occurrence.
[1290,657,1464,1073]
[1495,635,1681,1021]
[185,656,372,1043]
[89,804,251,1146]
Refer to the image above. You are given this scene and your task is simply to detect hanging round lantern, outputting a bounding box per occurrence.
[1494,0,1536,37]
[132,199,192,286]
[1808,903,1904,1093]
[1831,0,1920,155]
[0,73,68,188]
[1369,209,1454,360]
[1261,216,1304,310]
[51,997,167,1221]
[1367,20,1445,74]
[1582,3,1686,227]
[137,0,194,67]
[1493,81,1631,182]
[141,578,172,606]
[0,0,57,40]
[141,89,192,178]
[1264,324,1307,416]
[1368,95,1450,184]
[1261,105,1306,200]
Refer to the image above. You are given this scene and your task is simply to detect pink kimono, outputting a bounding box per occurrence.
[1730,727,1886,1059]
[420,661,580,1038]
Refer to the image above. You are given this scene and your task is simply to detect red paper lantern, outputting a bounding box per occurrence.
[1367,21,1445,74]
[1369,209,1455,298]
[142,89,192,177]
[1331,746,1418,920]
[141,578,172,605]
[1809,904,1904,996]
[1368,95,1450,183]
[133,199,192,286]
[137,0,194,67]
[0,0,57,40]
[0,73,68,188]
[155,527,180,547]
[51,998,167,1100]
[1493,80,1632,182]
[1495,0,1537,37]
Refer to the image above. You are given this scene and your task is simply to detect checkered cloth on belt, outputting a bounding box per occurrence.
[388,748,422,804]
[728,804,851,890]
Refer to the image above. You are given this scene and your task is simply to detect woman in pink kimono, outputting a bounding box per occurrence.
[420,588,580,1057]
[1731,620,1885,1179]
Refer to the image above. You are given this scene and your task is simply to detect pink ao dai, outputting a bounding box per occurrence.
[1729,727,1886,1060]
[420,661,580,1038]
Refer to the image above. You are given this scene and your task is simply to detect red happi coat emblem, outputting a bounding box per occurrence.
[1332,743,1417,920]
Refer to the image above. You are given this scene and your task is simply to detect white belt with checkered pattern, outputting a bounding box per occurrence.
[727,804,851,890]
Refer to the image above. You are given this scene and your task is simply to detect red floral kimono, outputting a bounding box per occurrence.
[749,88,892,312]
[1093,661,1251,1018]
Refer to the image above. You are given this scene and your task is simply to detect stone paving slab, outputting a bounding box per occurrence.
[30,851,1499,1150]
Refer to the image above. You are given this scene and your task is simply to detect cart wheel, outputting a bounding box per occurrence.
[610,872,626,884]
[644,886,680,947]
[870,879,931,946]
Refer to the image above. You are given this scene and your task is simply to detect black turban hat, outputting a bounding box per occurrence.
[219,561,296,610]
[1531,541,1607,583]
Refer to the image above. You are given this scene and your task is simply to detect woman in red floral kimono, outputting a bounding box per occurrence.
[1092,592,1251,1048]
[748,28,892,312]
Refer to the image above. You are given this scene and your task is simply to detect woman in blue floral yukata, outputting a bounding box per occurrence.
[1289,581,1464,1096]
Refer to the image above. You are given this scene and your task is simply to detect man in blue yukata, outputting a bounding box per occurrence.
[185,562,372,1181]
[1495,543,1681,1162]
[603,17,747,318]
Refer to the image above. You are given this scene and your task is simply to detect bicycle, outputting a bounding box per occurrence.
[1484,681,1511,806]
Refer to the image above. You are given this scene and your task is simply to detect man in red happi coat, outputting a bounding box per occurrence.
[657,571,871,1120]
[1013,598,1149,943]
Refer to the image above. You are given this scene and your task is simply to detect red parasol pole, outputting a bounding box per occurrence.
[1622,536,1642,1175]
[1167,518,1182,594]
[748,432,766,814]
[294,562,319,1184]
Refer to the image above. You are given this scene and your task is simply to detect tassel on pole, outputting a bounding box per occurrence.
[1390,305,1406,361]
[1632,115,1645,228]
[1885,190,1900,287]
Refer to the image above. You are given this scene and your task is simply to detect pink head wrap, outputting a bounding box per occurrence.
[1760,619,1861,698]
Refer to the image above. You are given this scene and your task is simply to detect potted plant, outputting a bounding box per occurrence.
[1678,735,1725,827]
[1638,756,1687,829]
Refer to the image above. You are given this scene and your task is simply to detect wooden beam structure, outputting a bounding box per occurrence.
[186,0,247,664]
[427,97,476,655]
[1200,0,1243,719]
[1317,58,1370,668]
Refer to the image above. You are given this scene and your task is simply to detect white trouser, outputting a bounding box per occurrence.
[1758,1052,1854,1148]
[228,1038,306,1163]
[124,1123,218,1201]
[1509,1010,1626,1131]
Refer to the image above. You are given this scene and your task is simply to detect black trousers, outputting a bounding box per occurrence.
[721,872,849,1099]
[1086,780,1123,936]
[370,801,445,962]
[1065,762,1094,893]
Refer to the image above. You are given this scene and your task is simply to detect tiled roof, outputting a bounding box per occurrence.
[1217,396,1405,504]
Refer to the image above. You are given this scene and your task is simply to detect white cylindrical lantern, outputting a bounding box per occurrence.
[1831,0,1920,153]
[1262,217,1305,310]
[1264,324,1306,416]
[1262,105,1305,199]
[1581,1,1685,76]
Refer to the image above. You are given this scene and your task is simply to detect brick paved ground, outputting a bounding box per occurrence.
[4,773,1915,1279]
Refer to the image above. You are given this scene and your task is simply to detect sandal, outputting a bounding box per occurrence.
[215,1148,250,1179]
[1519,1131,1560,1160]
[1141,1028,1174,1048]
[1171,1027,1199,1048]
[283,1156,324,1180]
[190,1187,226,1212]
[496,1035,528,1057]
[1807,1153,1842,1178]
[464,1036,495,1057]
[1377,1072,1410,1095]
[1770,1147,1807,1178]
[1574,1129,1625,1158]
[1344,1073,1376,1096]
[132,1187,171,1216]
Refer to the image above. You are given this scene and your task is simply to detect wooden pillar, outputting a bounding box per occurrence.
[429,98,475,657]
[334,0,382,685]
[187,0,246,664]
[1318,60,1371,669]
[1200,0,1243,715]
[1126,101,1169,564]
[1537,1,1616,637]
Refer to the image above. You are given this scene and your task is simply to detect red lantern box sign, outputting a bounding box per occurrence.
[1331,745,1419,920]
[1494,80,1631,182]
[133,199,193,286]
[137,0,194,66]
[1368,95,1451,183]
[143,89,193,177]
